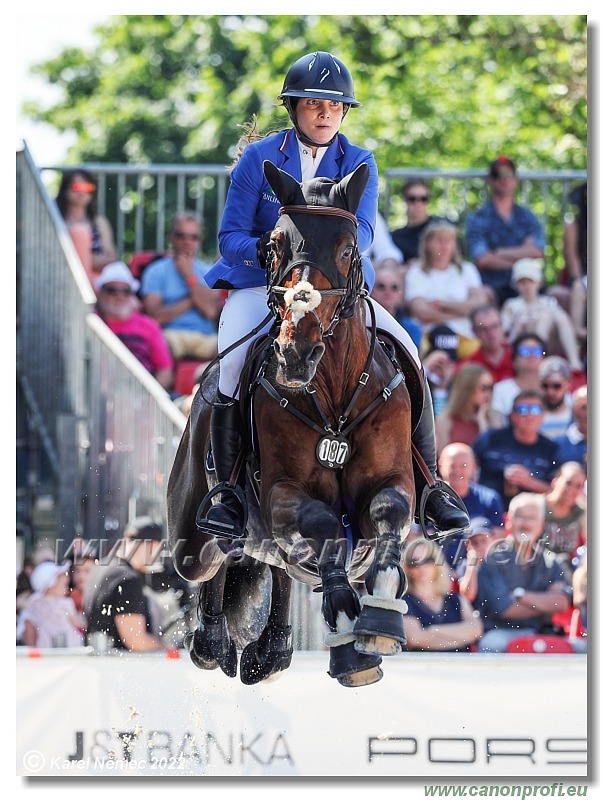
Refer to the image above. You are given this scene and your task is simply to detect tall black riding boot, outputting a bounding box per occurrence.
[197,392,247,540]
[413,379,470,538]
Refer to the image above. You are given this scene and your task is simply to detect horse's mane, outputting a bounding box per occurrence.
[228,114,284,173]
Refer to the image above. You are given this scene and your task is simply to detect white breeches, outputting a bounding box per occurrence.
[217,287,421,398]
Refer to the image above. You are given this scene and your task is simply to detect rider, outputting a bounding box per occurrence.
[200,51,470,541]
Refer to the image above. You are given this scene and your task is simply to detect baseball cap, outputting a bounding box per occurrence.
[539,355,571,382]
[511,258,543,285]
[123,516,164,541]
[488,155,517,177]
[95,261,140,293]
[427,324,460,361]
[463,517,493,540]
[30,561,71,593]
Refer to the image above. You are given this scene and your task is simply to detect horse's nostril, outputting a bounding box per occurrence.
[308,343,325,364]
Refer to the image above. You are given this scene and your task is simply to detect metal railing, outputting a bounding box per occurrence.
[17,144,319,649]
[39,160,586,283]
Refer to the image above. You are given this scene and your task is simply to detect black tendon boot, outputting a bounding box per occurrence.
[196,392,247,541]
[413,380,470,538]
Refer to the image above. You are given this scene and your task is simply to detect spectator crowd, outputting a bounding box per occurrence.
[17,152,587,658]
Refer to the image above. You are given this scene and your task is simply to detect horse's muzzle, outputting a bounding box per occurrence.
[273,340,325,388]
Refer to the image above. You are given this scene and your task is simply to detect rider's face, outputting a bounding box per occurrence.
[296,99,344,147]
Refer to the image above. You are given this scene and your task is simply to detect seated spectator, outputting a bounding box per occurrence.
[70,551,98,617]
[55,168,118,284]
[435,363,502,454]
[402,538,483,652]
[491,333,547,422]
[569,275,587,369]
[458,304,514,384]
[405,221,490,355]
[474,492,572,653]
[84,517,168,652]
[538,356,574,440]
[554,384,588,470]
[95,262,175,391]
[473,390,559,509]
[437,442,505,570]
[16,554,35,618]
[500,259,583,371]
[370,262,422,349]
[464,155,545,305]
[572,545,587,634]
[563,181,587,283]
[456,517,499,604]
[422,326,459,417]
[365,211,404,269]
[390,179,448,265]
[17,561,86,647]
[540,461,587,579]
[141,213,222,362]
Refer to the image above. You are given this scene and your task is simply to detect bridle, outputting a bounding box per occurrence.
[266,204,365,337]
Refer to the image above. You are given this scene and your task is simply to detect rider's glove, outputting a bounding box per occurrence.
[256,231,273,269]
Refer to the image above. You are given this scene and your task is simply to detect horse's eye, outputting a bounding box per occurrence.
[341,245,354,259]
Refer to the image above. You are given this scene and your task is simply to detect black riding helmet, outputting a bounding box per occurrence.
[279,52,360,148]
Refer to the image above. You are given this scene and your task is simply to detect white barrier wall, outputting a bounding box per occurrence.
[16,650,588,778]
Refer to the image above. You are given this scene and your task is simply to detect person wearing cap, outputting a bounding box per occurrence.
[141,213,222,363]
[537,356,574,440]
[464,156,545,306]
[96,261,175,391]
[456,517,497,604]
[17,561,86,648]
[196,51,470,542]
[405,220,490,355]
[84,517,168,651]
[500,258,583,372]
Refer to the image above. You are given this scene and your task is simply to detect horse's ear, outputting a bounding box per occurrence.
[337,163,370,214]
[263,161,304,206]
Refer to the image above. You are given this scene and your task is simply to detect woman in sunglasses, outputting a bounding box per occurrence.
[55,168,117,283]
[491,332,547,423]
[401,538,483,652]
[391,179,448,265]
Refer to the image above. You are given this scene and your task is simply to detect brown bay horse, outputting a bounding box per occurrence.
[167,161,415,687]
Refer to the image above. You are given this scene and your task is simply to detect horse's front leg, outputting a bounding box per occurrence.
[354,487,411,656]
[268,485,382,687]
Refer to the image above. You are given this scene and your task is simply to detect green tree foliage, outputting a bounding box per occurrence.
[25,14,587,170]
[24,15,586,272]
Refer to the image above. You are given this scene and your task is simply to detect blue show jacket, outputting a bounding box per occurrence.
[204,128,379,290]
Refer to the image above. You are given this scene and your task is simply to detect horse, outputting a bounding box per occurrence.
[167,160,417,687]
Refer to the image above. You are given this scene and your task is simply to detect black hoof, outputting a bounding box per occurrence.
[185,613,238,678]
[328,641,383,687]
[240,625,293,685]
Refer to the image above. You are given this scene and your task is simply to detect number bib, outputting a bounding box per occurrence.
[316,434,351,469]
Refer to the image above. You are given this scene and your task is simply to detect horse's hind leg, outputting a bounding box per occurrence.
[240,566,294,685]
[185,563,238,678]
[354,488,410,657]
[319,543,383,688]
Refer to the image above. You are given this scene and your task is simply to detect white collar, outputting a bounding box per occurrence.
[297,138,327,182]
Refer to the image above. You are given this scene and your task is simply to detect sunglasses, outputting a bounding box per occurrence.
[478,383,494,391]
[406,195,429,203]
[513,404,543,416]
[173,231,201,241]
[541,382,564,390]
[375,282,402,291]
[102,286,132,296]
[70,181,96,193]
[516,345,545,358]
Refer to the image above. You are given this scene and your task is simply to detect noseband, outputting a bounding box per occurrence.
[267,204,364,336]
